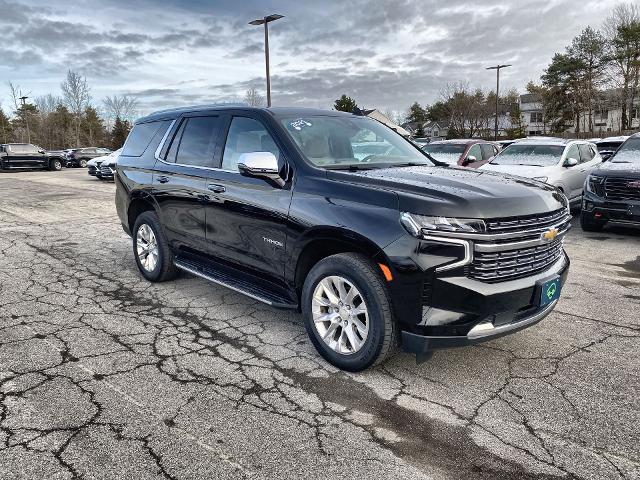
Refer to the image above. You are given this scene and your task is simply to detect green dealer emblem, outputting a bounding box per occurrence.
[546,282,557,300]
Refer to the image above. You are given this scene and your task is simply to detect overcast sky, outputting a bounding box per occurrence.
[0,0,623,117]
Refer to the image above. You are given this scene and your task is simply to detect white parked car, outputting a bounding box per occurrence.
[87,148,121,179]
[479,140,602,208]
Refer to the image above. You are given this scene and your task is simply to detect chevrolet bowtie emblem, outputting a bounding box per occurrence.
[542,228,558,242]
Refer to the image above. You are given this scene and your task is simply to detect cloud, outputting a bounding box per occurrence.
[0,0,623,116]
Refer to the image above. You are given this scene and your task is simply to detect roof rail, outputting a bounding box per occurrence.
[150,102,249,115]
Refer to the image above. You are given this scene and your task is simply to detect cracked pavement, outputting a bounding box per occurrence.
[0,169,638,480]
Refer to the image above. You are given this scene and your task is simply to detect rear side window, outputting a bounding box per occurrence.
[122,121,168,157]
[165,116,221,167]
[578,144,594,162]
[480,144,497,160]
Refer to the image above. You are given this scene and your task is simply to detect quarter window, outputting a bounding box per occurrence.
[123,121,170,157]
[221,117,280,171]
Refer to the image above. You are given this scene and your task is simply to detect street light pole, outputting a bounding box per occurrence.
[486,64,511,141]
[249,14,284,107]
[19,95,31,144]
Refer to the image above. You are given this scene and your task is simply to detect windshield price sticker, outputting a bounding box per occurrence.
[290,119,313,131]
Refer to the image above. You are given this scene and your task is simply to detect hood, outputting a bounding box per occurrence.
[327,165,566,218]
[479,163,554,179]
[592,159,640,177]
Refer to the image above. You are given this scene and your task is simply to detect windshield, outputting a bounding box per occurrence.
[610,138,640,163]
[491,144,564,166]
[421,143,465,165]
[280,116,433,168]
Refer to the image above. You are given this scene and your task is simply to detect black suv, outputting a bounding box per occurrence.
[0,143,65,171]
[582,133,640,230]
[66,147,111,167]
[115,106,570,371]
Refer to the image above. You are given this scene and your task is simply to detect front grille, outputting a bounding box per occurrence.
[470,238,564,282]
[486,208,567,233]
[603,177,640,201]
[100,165,114,176]
[463,208,570,282]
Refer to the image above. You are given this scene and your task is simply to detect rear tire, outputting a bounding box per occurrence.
[580,211,605,232]
[132,211,177,282]
[301,253,397,371]
[79,159,88,168]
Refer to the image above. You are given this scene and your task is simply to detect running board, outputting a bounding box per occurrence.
[174,258,298,310]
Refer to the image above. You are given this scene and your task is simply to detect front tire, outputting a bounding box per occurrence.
[580,211,605,232]
[301,253,397,371]
[132,211,177,282]
[49,159,62,171]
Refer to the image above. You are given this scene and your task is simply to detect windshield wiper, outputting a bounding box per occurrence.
[389,162,429,168]
[324,164,373,172]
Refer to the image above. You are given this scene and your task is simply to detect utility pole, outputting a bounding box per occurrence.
[249,14,284,107]
[486,64,511,141]
[19,95,31,144]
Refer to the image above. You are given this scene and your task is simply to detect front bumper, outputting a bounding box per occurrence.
[583,190,640,225]
[400,253,569,354]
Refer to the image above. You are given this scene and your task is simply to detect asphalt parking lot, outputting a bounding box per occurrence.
[0,168,638,480]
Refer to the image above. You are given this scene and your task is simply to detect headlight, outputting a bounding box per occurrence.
[585,175,603,195]
[401,212,486,237]
[533,176,548,183]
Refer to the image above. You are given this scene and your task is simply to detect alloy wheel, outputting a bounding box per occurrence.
[136,224,159,272]
[311,275,369,355]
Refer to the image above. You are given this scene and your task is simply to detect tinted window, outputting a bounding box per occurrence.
[222,117,281,171]
[122,121,168,157]
[578,144,594,163]
[172,116,221,167]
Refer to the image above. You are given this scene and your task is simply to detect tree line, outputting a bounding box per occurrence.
[0,70,137,150]
[531,3,640,133]
[334,2,640,138]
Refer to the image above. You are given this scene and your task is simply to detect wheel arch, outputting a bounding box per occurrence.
[292,227,391,295]
[127,193,159,234]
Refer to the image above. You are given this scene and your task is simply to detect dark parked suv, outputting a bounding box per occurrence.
[66,147,111,167]
[582,133,640,230]
[0,143,65,171]
[115,106,570,371]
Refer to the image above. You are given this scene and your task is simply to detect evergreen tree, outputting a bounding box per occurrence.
[406,102,428,123]
[110,117,131,149]
[333,94,358,112]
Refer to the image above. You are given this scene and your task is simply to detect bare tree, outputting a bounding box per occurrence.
[243,87,265,107]
[102,95,139,125]
[61,70,91,146]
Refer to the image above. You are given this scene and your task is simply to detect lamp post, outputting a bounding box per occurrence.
[249,14,284,107]
[19,95,31,144]
[486,64,511,140]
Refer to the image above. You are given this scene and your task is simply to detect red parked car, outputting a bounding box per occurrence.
[421,139,500,168]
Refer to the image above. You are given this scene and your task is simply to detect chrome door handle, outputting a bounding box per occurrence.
[207,184,226,193]
[157,175,170,184]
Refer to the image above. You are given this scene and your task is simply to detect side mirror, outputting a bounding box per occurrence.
[237,152,284,187]
[39,149,46,154]
[564,157,579,167]
[463,155,477,166]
